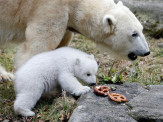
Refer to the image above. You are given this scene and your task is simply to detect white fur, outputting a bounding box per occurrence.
[14,47,98,116]
[0,66,15,82]
[0,0,150,81]
[98,1,150,59]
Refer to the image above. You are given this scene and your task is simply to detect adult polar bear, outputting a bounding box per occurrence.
[0,0,150,82]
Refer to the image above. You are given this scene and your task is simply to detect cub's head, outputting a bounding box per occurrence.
[97,1,150,60]
[74,55,98,85]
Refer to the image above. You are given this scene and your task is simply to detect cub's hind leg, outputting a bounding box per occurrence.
[14,91,42,117]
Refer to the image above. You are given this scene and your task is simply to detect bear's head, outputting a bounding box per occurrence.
[70,0,150,60]
[74,55,98,85]
[97,1,150,60]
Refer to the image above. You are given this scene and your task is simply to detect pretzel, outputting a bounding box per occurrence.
[108,93,127,102]
[94,86,110,96]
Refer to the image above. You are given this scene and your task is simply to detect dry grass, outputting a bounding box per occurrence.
[0,34,162,121]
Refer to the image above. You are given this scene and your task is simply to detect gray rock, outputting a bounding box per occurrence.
[69,83,144,122]
[114,0,163,22]
[157,43,163,48]
[128,85,163,121]
[69,83,163,122]
[2,120,9,122]
[115,0,163,38]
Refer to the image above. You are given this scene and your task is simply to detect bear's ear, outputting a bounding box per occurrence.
[75,58,80,65]
[89,54,95,59]
[103,15,117,33]
[117,1,123,6]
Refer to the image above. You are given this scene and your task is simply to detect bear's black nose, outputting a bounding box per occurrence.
[143,51,150,56]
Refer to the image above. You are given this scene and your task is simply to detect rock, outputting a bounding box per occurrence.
[115,0,163,38]
[2,120,9,122]
[114,0,163,21]
[69,83,163,122]
[69,83,144,122]
[157,43,163,48]
[128,85,163,121]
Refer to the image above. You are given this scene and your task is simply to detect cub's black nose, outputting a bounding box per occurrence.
[144,51,150,56]
[89,83,96,86]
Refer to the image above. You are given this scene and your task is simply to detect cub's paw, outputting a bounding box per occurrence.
[15,108,35,117]
[14,105,35,117]
[0,72,15,83]
[22,110,35,117]
[73,86,91,96]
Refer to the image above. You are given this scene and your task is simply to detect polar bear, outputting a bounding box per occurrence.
[14,47,98,117]
[0,0,150,82]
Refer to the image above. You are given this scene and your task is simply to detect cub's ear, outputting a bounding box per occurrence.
[103,15,117,33]
[89,54,95,59]
[75,58,80,65]
[117,1,123,6]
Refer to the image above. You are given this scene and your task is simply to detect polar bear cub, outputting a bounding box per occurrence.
[14,47,98,117]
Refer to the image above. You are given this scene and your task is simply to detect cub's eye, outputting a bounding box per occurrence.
[87,73,91,76]
[132,32,138,37]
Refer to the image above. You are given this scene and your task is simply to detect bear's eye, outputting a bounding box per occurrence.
[87,73,91,76]
[132,32,138,37]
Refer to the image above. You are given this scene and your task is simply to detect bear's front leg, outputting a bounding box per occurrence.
[15,14,68,68]
[0,66,14,82]
[57,30,73,48]
[58,73,91,96]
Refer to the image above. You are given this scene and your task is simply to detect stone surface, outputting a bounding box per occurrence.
[128,85,163,121]
[115,0,163,38]
[157,43,163,48]
[69,83,163,122]
[115,0,163,22]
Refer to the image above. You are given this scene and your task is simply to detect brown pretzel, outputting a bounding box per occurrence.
[94,86,110,96]
[108,93,127,102]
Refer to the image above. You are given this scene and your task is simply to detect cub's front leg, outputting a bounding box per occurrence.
[58,73,91,96]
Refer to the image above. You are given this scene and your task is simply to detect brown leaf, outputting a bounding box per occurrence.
[39,119,44,122]
[124,72,128,75]
[22,117,33,122]
[67,113,71,120]
[37,114,42,118]
[60,114,65,121]
[45,120,50,122]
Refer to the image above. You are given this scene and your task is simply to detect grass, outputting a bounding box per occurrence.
[0,82,76,121]
[70,34,163,85]
[0,34,163,121]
